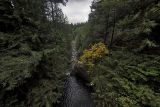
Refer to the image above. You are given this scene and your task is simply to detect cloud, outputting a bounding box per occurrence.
[60,0,93,24]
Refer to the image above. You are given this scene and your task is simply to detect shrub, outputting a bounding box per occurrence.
[80,43,109,67]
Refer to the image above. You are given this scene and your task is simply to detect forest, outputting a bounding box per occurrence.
[0,0,72,106]
[0,0,160,107]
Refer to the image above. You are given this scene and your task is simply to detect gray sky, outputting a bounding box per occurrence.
[60,0,93,24]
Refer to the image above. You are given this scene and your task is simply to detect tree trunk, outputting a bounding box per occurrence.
[110,9,116,47]
[50,1,55,21]
[104,8,110,45]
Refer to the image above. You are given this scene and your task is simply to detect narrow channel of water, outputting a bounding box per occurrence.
[60,41,94,107]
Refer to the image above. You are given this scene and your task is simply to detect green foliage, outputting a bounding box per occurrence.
[74,23,91,55]
[0,0,72,106]
[0,29,71,106]
[75,0,160,107]
[88,51,160,107]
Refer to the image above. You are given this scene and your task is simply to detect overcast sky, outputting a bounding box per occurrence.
[60,0,93,24]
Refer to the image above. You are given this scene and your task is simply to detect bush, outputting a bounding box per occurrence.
[84,50,160,107]
[80,43,109,67]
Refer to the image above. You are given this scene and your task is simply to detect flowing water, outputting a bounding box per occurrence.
[60,41,94,107]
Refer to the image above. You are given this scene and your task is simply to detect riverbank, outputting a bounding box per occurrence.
[60,41,94,107]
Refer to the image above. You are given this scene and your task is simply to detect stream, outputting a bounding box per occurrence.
[60,41,94,107]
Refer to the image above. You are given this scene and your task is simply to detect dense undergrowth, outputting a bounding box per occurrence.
[74,0,160,106]
[0,0,72,106]
[80,45,160,106]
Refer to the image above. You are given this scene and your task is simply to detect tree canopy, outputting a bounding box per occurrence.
[74,0,160,106]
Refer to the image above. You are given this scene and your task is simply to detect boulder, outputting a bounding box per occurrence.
[73,63,91,82]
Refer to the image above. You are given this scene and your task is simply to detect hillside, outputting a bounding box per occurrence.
[75,0,160,106]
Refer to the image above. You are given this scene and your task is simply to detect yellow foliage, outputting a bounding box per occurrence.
[80,43,109,67]
[90,82,94,86]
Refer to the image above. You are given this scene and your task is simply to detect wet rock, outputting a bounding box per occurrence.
[73,63,91,83]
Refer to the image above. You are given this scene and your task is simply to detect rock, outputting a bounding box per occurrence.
[73,63,91,82]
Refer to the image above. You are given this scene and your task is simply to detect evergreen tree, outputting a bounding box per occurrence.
[0,0,72,106]
[75,0,160,106]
